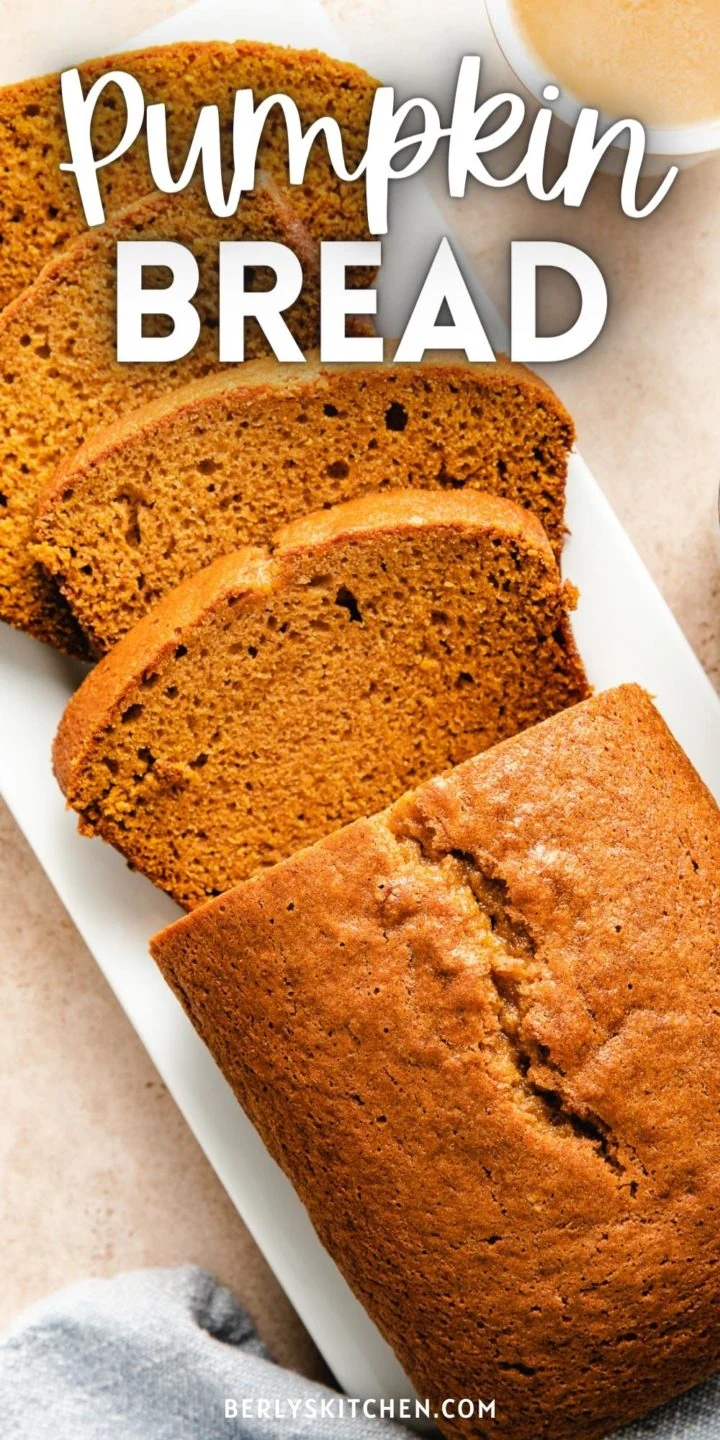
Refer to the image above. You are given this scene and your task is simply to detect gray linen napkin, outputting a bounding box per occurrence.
[0,1267,412,1440]
[1,1266,719,1439]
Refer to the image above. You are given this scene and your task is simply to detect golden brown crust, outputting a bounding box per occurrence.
[53,488,588,908]
[150,683,720,1440]
[273,483,554,554]
[0,40,378,310]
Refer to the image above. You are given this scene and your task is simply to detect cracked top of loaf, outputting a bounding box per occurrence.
[151,683,720,1440]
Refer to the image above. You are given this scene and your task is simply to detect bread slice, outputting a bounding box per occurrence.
[0,40,377,312]
[33,351,575,655]
[53,489,589,909]
[0,180,322,655]
[149,684,720,1440]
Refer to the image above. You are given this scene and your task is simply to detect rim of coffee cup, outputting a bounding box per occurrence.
[485,0,720,155]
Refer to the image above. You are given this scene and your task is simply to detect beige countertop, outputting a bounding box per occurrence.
[1,0,718,1380]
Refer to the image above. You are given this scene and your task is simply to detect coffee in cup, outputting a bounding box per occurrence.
[509,0,720,127]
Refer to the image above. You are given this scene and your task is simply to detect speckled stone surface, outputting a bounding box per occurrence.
[0,0,718,1378]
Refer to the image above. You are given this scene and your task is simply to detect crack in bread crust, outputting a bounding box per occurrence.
[389,826,647,1188]
[149,685,720,1440]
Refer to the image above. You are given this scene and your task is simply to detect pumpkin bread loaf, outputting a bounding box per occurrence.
[0,180,322,654]
[0,40,377,312]
[34,351,575,655]
[150,684,720,1440]
[53,490,588,909]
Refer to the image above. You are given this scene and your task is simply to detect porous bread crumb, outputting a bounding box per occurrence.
[0,40,378,312]
[34,351,575,654]
[53,489,589,909]
[150,683,720,1440]
[0,181,322,654]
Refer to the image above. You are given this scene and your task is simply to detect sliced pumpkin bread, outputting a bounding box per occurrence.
[34,350,575,655]
[0,40,377,312]
[0,180,321,655]
[53,489,589,910]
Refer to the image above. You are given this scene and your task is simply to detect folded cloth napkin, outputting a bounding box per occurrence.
[0,1267,413,1440]
[1,1265,719,1440]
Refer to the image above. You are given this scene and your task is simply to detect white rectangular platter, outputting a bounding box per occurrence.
[1,0,719,1407]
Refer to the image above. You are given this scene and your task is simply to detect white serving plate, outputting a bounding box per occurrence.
[1,0,719,1410]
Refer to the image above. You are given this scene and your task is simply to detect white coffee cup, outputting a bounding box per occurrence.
[485,0,720,173]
